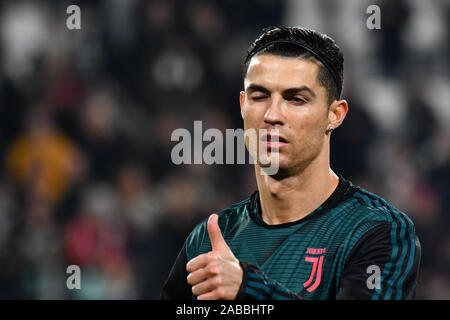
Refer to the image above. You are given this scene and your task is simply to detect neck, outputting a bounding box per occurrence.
[255,155,339,225]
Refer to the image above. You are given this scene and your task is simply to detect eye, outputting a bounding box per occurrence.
[288,96,307,104]
[251,95,267,101]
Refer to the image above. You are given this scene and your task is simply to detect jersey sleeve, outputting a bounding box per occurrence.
[337,221,421,300]
[236,262,303,300]
[160,218,208,300]
[159,242,192,300]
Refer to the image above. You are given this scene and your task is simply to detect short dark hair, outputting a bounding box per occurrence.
[242,26,344,104]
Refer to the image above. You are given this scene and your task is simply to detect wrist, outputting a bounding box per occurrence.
[235,261,254,300]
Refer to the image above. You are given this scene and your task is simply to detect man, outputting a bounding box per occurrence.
[160,26,421,300]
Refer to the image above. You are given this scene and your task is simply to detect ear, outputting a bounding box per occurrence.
[239,91,245,120]
[328,99,348,131]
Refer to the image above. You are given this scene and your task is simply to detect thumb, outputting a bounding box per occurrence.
[207,214,229,252]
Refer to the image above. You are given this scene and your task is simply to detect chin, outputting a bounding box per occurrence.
[257,152,314,178]
[256,155,292,177]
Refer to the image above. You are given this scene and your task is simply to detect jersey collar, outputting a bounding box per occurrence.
[248,173,355,229]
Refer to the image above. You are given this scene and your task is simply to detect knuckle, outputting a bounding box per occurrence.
[208,251,217,262]
[212,275,222,286]
[206,261,219,274]
[216,288,226,299]
[207,263,219,275]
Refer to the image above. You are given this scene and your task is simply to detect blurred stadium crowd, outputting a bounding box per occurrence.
[0,0,449,299]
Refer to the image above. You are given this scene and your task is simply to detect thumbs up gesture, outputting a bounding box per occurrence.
[186,214,243,300]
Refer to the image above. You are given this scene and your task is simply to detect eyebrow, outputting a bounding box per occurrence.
[246,84,316,98]
[246,84,271,95]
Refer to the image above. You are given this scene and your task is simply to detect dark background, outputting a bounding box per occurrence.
[0,0,448,299]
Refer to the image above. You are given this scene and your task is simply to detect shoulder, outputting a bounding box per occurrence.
[338,188,421,300]
[336,185,419,258]
[328,177,417,243]
[185,193,254,259]
[349,187,416,230]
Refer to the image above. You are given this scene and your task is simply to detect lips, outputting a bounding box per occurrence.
[261,132,289,148]
[261,133,288,143]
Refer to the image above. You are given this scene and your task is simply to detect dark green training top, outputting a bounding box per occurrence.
[161,174,421,300]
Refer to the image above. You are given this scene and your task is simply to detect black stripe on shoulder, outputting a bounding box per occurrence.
[355,196,365,206]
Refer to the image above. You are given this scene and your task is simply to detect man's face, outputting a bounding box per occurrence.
[240,54,331,175]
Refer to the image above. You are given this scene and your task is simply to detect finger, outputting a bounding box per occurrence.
[207,214,229,252]
[187,265,218,286]
[186,252,215,273]
[191,277,218,297]
[197,288,226,300]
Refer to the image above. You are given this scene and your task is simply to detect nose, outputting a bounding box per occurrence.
[264,95,284,126]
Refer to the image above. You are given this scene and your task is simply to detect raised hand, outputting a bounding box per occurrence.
[186,214,243,300]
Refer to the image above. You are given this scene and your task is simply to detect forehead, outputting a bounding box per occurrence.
[244,54,321,91]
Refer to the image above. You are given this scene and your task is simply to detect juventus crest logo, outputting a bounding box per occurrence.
[303,248,326,292]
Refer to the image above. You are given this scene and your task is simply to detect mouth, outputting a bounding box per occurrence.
[261,133,289,148]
